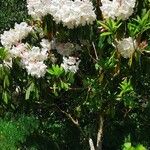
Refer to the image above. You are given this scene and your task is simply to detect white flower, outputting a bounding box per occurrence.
[100,0,118,19]
[1,29,17,49]
[52,0,96,28]
[10,43,28,58]
[117,37,137,58]
[25,61,47,78]
[9,44,49,78]
[20,46,48,78]
[40,39,52,52]
[27,0,96,29]
[0,22,32,48]
[27,0,48,19]
[56,42,81,56]
[22,46,48,65]
[61,56,81,73]
[100,0,136,20]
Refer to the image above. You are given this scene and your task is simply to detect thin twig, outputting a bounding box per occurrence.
[49,87,88,91]
[54,105,79,126]
[54,104,87,138]
[92,42,99,60]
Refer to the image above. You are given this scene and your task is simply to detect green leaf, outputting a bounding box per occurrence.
[98,21,110,30]
[47,65,64,77]
[47,68,55,75]
[25,82,35,100]
[67,72,75,83]
[0,47,8,60]
[118,78,134,98]
[135,145,146,150]
[2,91,8,104]
[128,11,150,36]
[124,142,132,148]
[34,86,39,100]
[53,82,58,96]
[60,81,70,91]
[3,75,9,89]
[95,63,100,70]
[100,32,112,36]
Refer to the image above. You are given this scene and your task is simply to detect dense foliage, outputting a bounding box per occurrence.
[0,0,150,150]
[0,0,28,33]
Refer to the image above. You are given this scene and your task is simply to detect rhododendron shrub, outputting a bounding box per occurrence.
[0,0,150,149]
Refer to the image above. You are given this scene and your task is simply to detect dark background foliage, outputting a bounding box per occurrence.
[0,0,28,33]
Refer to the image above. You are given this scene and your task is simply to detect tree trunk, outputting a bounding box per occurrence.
[89,138,95,150]
[96,115,104,150]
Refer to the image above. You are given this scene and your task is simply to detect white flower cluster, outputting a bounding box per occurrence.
[55,42,81,73]
[20,39,51,78]
[1,22,32,48]
[1,36,52,78]
[27,0,96,29]
[56,42,81,56]
[40,39,52,52]
[27,0,51,19]
[61,56,81,73]
[10,43,29,58]
[22,46,48,78]
[117,37,137,58]
[100,0,136,20]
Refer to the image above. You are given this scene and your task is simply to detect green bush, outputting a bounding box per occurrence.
[0,0,28,33]
[0,114,39,150]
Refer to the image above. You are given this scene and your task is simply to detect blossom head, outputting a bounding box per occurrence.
[117,37,137,58]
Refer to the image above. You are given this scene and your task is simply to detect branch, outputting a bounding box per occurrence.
[49,87,88,91]
[54,105,79,126]
[92,42,99,60]
[89,138,96,150]
[96,114,104,150]
[54,104,87,138]
[54,104,97,150]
